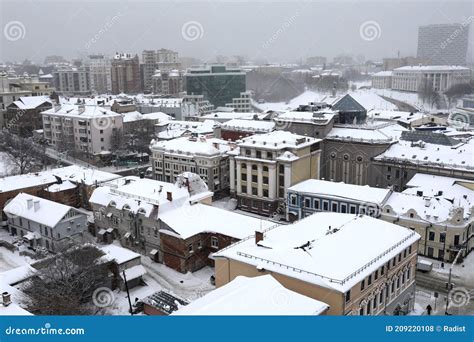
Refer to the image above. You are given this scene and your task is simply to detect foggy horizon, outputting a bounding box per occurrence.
[1,0,473,65]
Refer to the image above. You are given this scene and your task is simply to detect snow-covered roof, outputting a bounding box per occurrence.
[42,104,122,119]
[46,180,77,193]
[0,171,57,193]
[89,175,212,218]
[100,244,140,264]
[12,96,51,109]
[275,110,336,125]
[372,71,393,77]
[200,112,258,121]
[160,203,274,240]
[221,119,275,133]
[157,120,219,140]
[173,275,329,315]
[151,136,230,156]
[214,212,420,292]
[327,122,407,143]
[238,131,321,150]
[374,138,474,171]
[51,165,121,186]
[368,109,426,124]
[345,91,398,111]
[394,65,470,72]
[122,111,171,123]
[384,174,474,224]
[288,179,392,205]
[4,193,78,228]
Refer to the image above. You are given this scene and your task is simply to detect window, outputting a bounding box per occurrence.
[340,203,347,213]
[332,202,338,212]
[290,195,297,205]
[304,198,311,208]
[252,175,258,183]
[368,275,372,286]
[374,270,378,280]
[349,205,357,214]
[197,241,202,249]
[439,233,446,243]
[407,267,411,280]
[427,247,434,257]
[211,236,219,248]
[323,200,329,211]
[428,232,435,241]
[345,290,351,303]
[188,244,193,253]
[314,199,320,210]
[379,290,384,305]
[361,279,365,291]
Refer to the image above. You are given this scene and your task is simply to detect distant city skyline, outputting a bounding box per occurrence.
[1,0,473,65]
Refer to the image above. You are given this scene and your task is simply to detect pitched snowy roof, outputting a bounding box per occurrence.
[172,275,329,315]
[12,96,51,109]
[159,203,274,240]
[348,92,398,111]
[275,110,336,124]
[374,138,474,171]
[214,212,420,292]
[42,104,122,119]
[4,193,77,227]
[288,179,392,205]
[100,244,141,264]
[51,165,121,186]
[122,111,172,123]
[46,180,77,192]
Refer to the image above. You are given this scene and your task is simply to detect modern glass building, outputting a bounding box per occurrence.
[184,65,246,107]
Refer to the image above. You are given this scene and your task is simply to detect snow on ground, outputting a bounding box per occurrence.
[413,287,443,315]
[372,88,437,112]
[0,247,29,273]
[420,253,474,287]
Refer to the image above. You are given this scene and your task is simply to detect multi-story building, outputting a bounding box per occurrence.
[214,212,420,315]
[89,173,213,257]
[220,119,275,141]
[150,136,230,193]
[287,179,392,221]
[274,106,336,139]
[417,24,469,65]
[373,132,474,189]
[5,96,52,136]
[53,67,91,95]
[152,69,183,96]
[184,65,246,107]
[229,131,322,216]
[381,174,474,262]
[322,122,407,187]
[391,65,471,92]
[382,57,429,71]
[4,193,88,252]
[225,91,252,112]
[142,49,180,92]
[87,54,112,94]
[41,104,123,157]
[111,53,141,94]
[371,71,393,89]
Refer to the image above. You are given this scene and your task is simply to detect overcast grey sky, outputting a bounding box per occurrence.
[1,0,473,64]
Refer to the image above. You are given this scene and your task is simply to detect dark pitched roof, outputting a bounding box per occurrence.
[401,131,460,146]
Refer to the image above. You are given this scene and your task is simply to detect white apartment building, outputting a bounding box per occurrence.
[41,104,123,157]
[150,136,230,193]
[87,55,112,94]
[371,71,393,89]
[391,65,471,92]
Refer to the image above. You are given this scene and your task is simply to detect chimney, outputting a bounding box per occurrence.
[255,230,264,244]
[166,191,173,202]
[27,198,33,209]
[33,200,40,212]
[2,292,12,306]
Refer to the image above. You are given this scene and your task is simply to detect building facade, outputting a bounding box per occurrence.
[371,71,393,89]
[152,69,184,96]
[53,68,91,95]
[142,49,180,92]
[150,136,230,194]
[417,24,469,66]
[391,66,471,93]
[185,65,246,107]
[229,131,321,216]
[87,54,112,94]
[111,53,142,94]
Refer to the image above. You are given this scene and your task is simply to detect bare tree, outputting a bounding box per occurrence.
[0,131,41,174]
[445,82,473,108]
[110,127,125,155]
[21,245,110,315]
[418,78,440,109]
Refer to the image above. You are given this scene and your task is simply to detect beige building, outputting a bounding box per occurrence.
[229,131,321,216]
[371,71,392,89]
[214,212,420,316]
[381,173,474,262]
[41,104,123,157]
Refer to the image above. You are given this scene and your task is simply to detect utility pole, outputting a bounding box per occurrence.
[122,270,134,316]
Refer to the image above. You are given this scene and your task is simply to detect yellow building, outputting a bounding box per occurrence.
[214,212,420,316]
